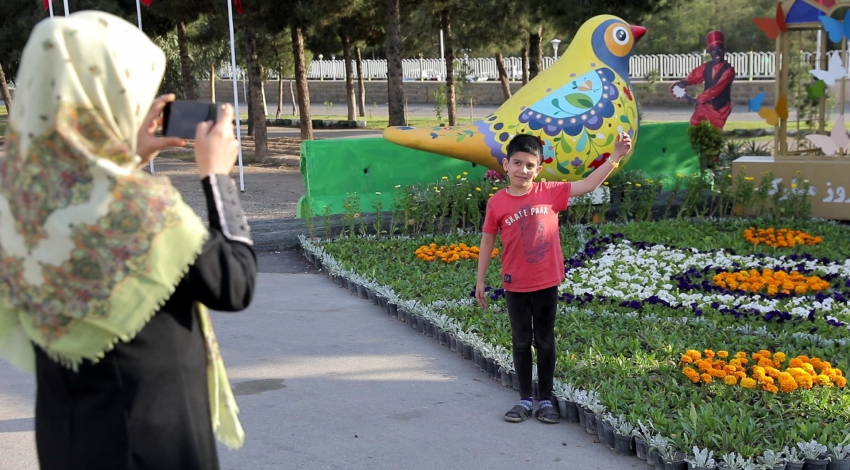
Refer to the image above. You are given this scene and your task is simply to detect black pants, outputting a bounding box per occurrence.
[504,286,558,402]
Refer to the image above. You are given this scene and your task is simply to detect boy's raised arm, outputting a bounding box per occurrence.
[570,132,632,197]
[475,232,497,308]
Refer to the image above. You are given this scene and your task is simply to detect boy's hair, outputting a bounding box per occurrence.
[506,134,544,164]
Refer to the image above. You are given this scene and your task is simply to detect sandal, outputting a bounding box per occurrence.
[535,404,560,424]
[503,404,532,423]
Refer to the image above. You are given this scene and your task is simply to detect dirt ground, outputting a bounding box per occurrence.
[151,137,305,222]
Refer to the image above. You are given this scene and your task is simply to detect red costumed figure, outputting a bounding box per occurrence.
[671,30,736,129]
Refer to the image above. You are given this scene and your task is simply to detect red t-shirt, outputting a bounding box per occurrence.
[482,181,571,292]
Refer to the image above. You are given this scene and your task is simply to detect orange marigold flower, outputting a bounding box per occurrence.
[717,350,729,359]
[700,373,712,384]
[680,356,693,364]
[835,376,847,387]
[724,375,738,386]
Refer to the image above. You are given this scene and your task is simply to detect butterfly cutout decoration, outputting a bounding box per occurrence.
[819,10,850,43]
[806,115,850,155]
[752,2,788,40]
[748,92,788,126]
[806,80,827,99]
[810,51,847,86]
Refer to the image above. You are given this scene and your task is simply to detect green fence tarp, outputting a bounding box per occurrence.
[297,123,699,217]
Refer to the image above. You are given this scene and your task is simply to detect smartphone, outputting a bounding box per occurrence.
[162,100,219,139]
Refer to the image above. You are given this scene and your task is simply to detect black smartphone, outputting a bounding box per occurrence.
[162,100,219,139]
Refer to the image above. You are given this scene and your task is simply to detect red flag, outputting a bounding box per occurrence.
[141,0,154,5]
[234,0,242,14]
[43,0,51,10]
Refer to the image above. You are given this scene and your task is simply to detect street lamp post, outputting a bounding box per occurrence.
[318,54,324,81]
[550,38,561,59]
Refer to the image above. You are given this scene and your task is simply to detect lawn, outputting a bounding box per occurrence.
[304,215,850,465]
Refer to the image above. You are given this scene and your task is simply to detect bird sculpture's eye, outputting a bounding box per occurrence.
[613,27,629,45]
[604,23,633,57]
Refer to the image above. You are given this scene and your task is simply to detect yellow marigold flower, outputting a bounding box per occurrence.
[751,366,765,376]
[736,351,747,359]
[734,371,747,379]
[686,350,702,360]
[442,176,449,180]
[704,349,715,359]
[773,352,786,363]
[700,373,712,384]
[741,377,757,389]
[717,350,729,359]
[724,375,738,385]
[816,375,832,386]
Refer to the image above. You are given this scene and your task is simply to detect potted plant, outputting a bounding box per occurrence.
[798,440,829,470]
[717,452,747,470]
[599,412,617,449]
[758,449,786,470]
[658,443,687,470]
[827,443,850,470]
[781,446,805,470]
[685,446,717,470]
[647,434,672,470]
[613,419,636,456]
[632,420,655,461]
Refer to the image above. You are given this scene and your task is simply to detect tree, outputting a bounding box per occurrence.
[385,0,405,125]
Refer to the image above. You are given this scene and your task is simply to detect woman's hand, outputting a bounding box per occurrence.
[613,132,632,159]
[137,94,185,166]
[194,104,238,178]
[475,281,488,309]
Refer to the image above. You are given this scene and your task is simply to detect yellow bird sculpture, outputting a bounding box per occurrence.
[383,15,646,181]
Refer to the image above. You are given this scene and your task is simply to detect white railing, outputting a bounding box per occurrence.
[218,51,846,82]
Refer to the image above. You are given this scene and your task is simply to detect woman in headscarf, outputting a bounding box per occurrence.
[0,11,257,469]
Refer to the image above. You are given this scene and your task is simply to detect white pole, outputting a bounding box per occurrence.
[439,29,445,80]
[48,1,54,18]
[226,0,245,191]
[62,0,69,16]
[816,30,822,70]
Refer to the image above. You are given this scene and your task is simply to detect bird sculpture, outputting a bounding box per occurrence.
[383,15,646,181]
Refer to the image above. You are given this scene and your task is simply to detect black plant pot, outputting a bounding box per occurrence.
[828,459,850,470]
[463,344,473,360]
[511,370,520,391]
[376,295,387,308]
[438,331,448,346]
[500,368,511,387]
[486,358,497,377]
[388,303,398,317]
[417,318,425,334]
[472,348,481,367]
[456,339,466,356]
[563,401,579,423]
[348,280,357,293]
[479,355,489,374]
[613,433,635,456]
[805,459,830,470]
[577,406,587,426]
[601,422,616,449]
[634,437,648,461]
[367,290,376,304]
[584,411,597,435]
[424,321,434,337]
[357,285,369,299]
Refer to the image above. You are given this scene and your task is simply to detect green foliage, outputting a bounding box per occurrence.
[687,120,724,172]
[433,85,447,123]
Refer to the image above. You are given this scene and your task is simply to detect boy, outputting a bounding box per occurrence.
[475,132,632,423]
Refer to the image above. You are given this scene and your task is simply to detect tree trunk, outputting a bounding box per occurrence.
[342,34,356,121]
[385,0,405,126]
[355,46,366,117]
[521,47,529,85]
[276,66,284,119]
[291,24,313,140]
[441,9,456,126]
[210,63,216,102]
[289,78,298,115]
[245,25,267,160]
[0,62,12,112]
[495,51,511,101]
[176,20,196,100]
[529,26,542,81]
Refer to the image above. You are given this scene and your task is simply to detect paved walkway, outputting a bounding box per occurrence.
[0,252,640,470]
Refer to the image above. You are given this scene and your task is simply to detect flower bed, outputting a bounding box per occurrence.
[304,218,850,462]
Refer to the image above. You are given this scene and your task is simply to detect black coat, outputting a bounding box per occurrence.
[34,175,257,470]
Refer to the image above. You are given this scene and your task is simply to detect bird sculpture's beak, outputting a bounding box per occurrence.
[631,25,646,43]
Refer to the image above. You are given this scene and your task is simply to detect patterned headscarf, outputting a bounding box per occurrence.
[0,11,243,449]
